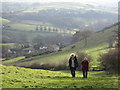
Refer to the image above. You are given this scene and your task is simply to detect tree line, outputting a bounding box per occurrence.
[35,26,72,34]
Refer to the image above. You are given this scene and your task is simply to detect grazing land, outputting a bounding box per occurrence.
[1,65,119,88]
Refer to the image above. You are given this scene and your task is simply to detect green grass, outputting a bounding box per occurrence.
[1,65,119,88]
[0,43,23,49]
[7,51,71,66]
[20,20,52,26]
[6,46,111,68]
[63,25,117,52]
[0,17,10,25]
[8,22,74,34]
[81,45,110,66]
[2,43,112,67]
[3,56,25,64]
[9,23,36,31]
[0,43,15,46]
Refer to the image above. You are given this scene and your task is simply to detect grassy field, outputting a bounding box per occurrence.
[3,56,25,64]
[1,65,119,88]
[0,43,15,46]
[9,23,36,31]
[0,17,10,25]
[7,22,74,34]
[63,25,117,52]
[20,20,52,26]
[3,45,112,69]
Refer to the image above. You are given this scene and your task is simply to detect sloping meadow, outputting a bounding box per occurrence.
[1,65,119,88]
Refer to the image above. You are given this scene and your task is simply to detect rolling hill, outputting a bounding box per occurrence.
[2,22,118,68]
[2,2,117,31]
[1,2,118,45]
[1,23,119,88]
[1,2,119,89]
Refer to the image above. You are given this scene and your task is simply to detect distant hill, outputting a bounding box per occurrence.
[2,2,117,31]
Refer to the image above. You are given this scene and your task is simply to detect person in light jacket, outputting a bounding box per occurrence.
[69,54,78,77]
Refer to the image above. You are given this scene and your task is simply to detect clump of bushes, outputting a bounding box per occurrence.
[54,59,69,70]
[99,49,119,74]
[25,59,69,70]
[76,51,91,70]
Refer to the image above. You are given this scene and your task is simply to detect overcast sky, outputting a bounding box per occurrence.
[2,0,120,7]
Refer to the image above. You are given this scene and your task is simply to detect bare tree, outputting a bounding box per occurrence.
[40,26,43,31]
[108,36,114,48]
[48,27,51,32]
[44,26,47,32]
[73,30,93,46]
[118,27,120,50]
[36,26,38,31]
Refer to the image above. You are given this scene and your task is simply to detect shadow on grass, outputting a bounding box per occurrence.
[45,76,84,79]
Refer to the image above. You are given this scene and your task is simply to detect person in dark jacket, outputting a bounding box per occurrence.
[69,54,78,77]
[81,57,89,78]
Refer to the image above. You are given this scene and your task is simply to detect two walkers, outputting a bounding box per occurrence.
[69,54,89,78]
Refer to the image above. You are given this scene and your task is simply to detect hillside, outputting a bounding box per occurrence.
[63,24,118,51]
[2,2,117,31]
[3,28,71,43]
[2,23,118,68]
[2,17,73,45]
[1,65,119,88]
[1,2,118,45]
[2,18,73,44]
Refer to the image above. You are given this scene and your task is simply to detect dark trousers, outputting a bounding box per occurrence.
[83,70,88,78]
[70,67,76,77]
